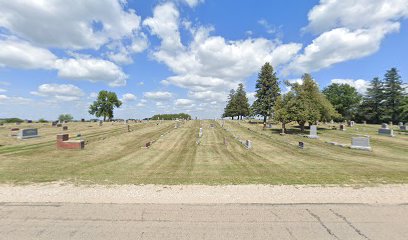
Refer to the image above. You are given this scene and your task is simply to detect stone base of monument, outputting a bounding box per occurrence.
[56,134,84,150]
[305,135,319,139]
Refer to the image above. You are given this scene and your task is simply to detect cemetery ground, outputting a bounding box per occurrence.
[0,120,407,185]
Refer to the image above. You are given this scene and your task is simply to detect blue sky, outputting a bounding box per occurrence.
[0,0,407,120]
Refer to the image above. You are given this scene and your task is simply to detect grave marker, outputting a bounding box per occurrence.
[63,126,68,131]
[298,142,304,149]
[378,124,394,137]
[18,128,39,139]
[351,136,371,151]
[56,134,84,150]
[308,125,318,139]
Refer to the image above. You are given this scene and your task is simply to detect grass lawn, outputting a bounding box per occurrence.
[0,120,407,185]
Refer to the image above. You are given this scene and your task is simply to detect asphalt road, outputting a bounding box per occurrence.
[1,202,407,240]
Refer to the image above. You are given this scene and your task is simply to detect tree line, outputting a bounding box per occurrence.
[223,63,407,130]
[150,113,191,120]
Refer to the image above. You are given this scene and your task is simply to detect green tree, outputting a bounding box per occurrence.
[235,83,250,119]
[383,68,405,123]
[88,90,122,121]
[151,113,191,120]
[58,114,73,122]
[322,83,362,120]
[252,62,280,123]
[274,92,296,132]
[361,77,384,123]
[223,89,238,119]
[399,96,408,123]
[287,74,338,131]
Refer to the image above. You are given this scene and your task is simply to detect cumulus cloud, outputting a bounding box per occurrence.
[31,84,85,101]
[121,93,137,102]
[330,79,370,94]
[55,58,128,87]
[0,38,57,69]
[144,91,173,100]
[0,94,31,104]
[0,88,6,93]
[0,0,143,50]
[175,98,194,106]
[284,0,408,75]
[144,2,302,103]
[305,0,408,34]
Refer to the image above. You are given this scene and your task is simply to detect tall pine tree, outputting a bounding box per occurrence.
[223,89,238,119]
[252,62,280,123]
[361,77,384,123]
[235,83,250,119]
[383,68,405,123]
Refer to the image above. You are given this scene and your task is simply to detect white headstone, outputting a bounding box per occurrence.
[351,136,371,151]
[308,125,318,139]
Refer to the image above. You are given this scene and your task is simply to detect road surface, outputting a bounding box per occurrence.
[1,202,407,240]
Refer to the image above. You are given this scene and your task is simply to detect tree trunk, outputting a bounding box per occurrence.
[231,116,234,120]
[103,116,106,122]
[282,122,286,133]
[300,122,305,132]
[263,115,267,123]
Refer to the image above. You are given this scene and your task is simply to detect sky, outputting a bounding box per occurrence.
[0,0,407,120]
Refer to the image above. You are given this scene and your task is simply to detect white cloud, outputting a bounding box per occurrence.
[305,0,408,34]
[258,19,276,34]
[55,58,128,87]
[0,38,57,69]
[330,79,370,94]
[284,25,399,75]
[0,88,6,93]
[31,83,85,102]
[175,98,194,106]
[284,0,408,75]
[144,91,173,100]
[0,94,31,104]
[181,0,204,8]
[121,93,137,102]
[0,0,143,50]
[144,3,301,103]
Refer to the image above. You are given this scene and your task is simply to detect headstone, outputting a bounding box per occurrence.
[350,121,355,127]
[198,128,203,138]
[351,136,371,151]
[308,125,318,138]
[27,120,32,123]
[18,128,39,139]
[10,128,19,136]
[210,123,215,128]
[16,122,21,125]
[267,123,272,129]
[330,120,334,124]
[389,121,393,126]
[378,127,394,137]
[57,123,62,127]
[298,142,304,149]
[52,121,57,126]
[381,123,389,129]
[339,124,346,131]
[81,118,85,122]
[145,142,151,148]
[128,125,131,132]
[363,121,367,125]
[56,133,84,150]
[63,126,68,131]
[99,120,103,126]
[399,122,404,126]
[245,140,252,149]
[400,125,408,131]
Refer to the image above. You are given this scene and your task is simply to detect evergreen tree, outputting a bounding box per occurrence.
[223,89,238,119]
[361,77,384,123]
[235,83,250,119]
[322,83,362,120]
[399,96,408,123]
[383,68,405,123]
[252,62,280,123]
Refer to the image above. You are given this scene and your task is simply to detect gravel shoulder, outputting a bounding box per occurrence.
[1,183,408,204]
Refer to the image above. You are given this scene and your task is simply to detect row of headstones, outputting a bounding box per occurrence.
[219,123,252,149]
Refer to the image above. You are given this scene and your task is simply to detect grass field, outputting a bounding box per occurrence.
[0,120,407,185]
